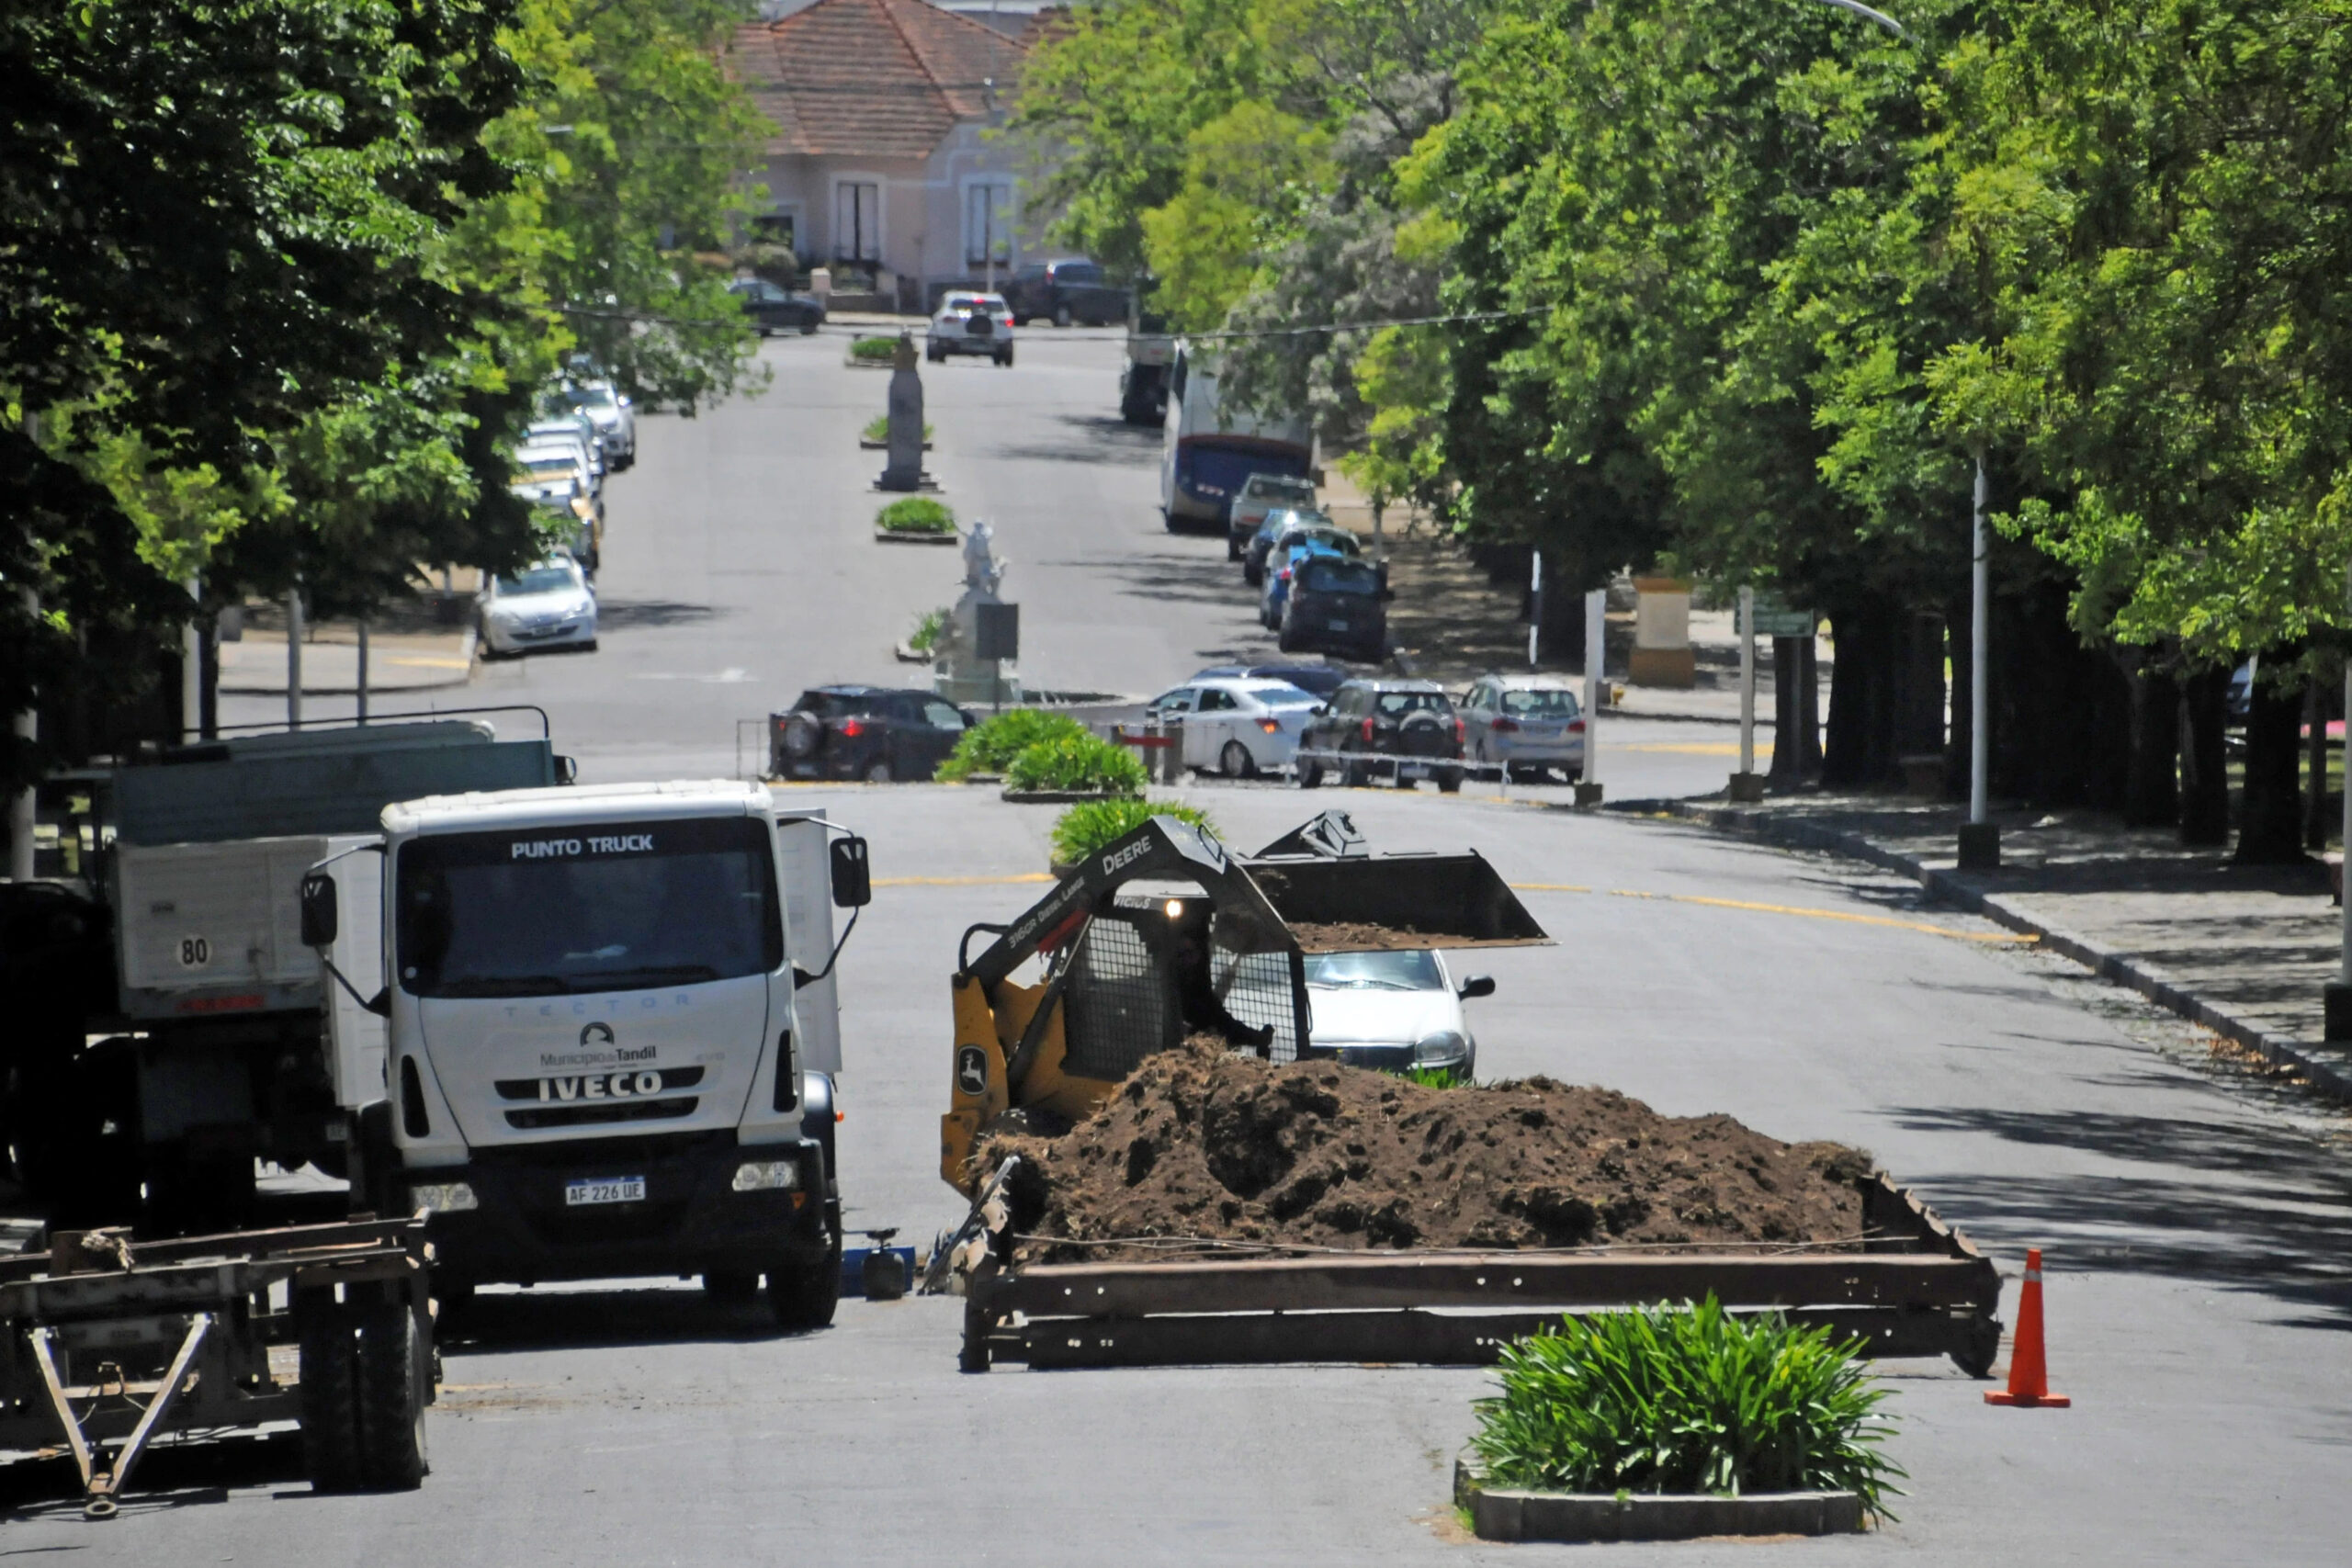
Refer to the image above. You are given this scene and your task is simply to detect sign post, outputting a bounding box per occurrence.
[1731,588,1763,801]
[975,602,1019,716]
[1577,588,1605,806]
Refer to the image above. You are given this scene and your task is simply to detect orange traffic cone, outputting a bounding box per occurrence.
[1985,1247,2070,1407]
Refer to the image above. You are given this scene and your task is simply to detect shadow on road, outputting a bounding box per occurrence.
[437,1283,829,1354]
[594,599,725,631]
[984,413,1159,467]
[0,1431,305,1517]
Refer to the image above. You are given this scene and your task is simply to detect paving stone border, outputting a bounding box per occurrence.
[1454,1461,1863,1542]
[1628,798,2352,1103]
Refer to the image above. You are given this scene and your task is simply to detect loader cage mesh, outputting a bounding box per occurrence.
[1062,914,1182,1081]
[1207,932,1303,1064]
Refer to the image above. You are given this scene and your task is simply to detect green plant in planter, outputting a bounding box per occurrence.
[1050,797,1216,865]
[937,709,1088,780]
[876,497,954,534]
[1468,1298,1902,1515]
[906,605,950,655]
[864,414,933,444]
[850,335,901,363]
[1006,732,1147,795]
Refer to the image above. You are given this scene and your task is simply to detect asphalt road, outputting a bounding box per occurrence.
[148,330,2352,1562]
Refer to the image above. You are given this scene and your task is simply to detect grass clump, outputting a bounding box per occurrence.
[907,605,950,655]
[1051,797,1217,865]
[1468,1299,1901,1515]
[876,497,954,535]
[937,709,1088,781]
[864,414,934,444]
[850,335,901,363]
[1006,731,1148,795]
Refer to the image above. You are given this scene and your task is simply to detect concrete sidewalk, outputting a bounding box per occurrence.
[220,625,476,695]
[1624,791,2352,1100]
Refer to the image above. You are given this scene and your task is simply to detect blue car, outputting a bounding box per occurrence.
[1262,538,1354,628]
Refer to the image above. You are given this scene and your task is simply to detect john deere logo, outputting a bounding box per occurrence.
[581,1021,616,1047]
[956,1045,988,1097]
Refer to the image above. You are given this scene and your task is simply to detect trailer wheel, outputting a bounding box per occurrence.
[298,1292,364,1493]
[768,1247,840,1333]
[355,1298,429,1489]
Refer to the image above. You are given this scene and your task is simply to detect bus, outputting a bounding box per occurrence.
[1159,341,1314,533]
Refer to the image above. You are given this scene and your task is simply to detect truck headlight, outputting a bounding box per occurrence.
[731,1159,801,1192]
[1412,1031,1468,1066]
[409,1181,479,1214]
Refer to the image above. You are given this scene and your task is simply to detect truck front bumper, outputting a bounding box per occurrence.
[411,1132,837,1287]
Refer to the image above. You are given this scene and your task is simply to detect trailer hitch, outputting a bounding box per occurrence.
[29,1313,212,1518]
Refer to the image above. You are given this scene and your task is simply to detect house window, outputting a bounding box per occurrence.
[965,183,1012,269]
[834,183,879,263]
[752,212,796,253]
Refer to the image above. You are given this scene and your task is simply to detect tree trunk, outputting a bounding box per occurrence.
[1767,637,1800,789]
[2235,659,2308,863]
[2178,668,2231,846]
[2122,665,2179,828]
[1798,636,1822,783]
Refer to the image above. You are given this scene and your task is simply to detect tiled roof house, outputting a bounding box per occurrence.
[730,0,1044,310]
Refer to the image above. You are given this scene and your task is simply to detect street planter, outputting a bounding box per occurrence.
[875,527,958,545]
[1453,1461,1864,1543]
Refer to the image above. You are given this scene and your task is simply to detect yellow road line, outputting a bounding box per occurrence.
[1509,881,2030,943]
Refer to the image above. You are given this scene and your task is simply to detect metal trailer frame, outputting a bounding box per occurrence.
[955,1166,2002,1378]
[0,1217,432,1517]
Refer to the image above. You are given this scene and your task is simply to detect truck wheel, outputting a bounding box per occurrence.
[1297,758,1322,789]
[355,1298,429,1489]
[299,1292,364,1493]
[1437,770,1464,795]
[703,1269,759,1303]
[768,1247,840,1332]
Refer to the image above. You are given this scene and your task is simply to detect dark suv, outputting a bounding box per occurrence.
[1295,680,1464,792]
[1002,257,1128,327]
[773,686,974,782]
[1280,553,1390,662]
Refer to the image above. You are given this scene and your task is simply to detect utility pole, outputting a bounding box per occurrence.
[1577,587,1605,806]
[356,617,370,726]
[1731,587,1763,801]
[286,586,304,732]
[1527,551,1544,669]
[1958,449,1998,868]
[181,578,202,744]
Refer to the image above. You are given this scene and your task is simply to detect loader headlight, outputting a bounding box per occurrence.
[731,1159,802,1192]
[408,1180,479,1214]
[1412,1031,1468,1066]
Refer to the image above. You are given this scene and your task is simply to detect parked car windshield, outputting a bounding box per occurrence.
[1054,263,1102,283]
[1305,949,1441,990]
[1246,476,1316,505]
[1373,690,1452,717]
[1301,558,1380,596]
[1242,682,1321,707]
[496,564,578,595]
[396,816,782,998]
[1500,688,1579,716]
[516,453,576,478]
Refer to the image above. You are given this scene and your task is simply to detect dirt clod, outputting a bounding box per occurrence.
[978,1043,1873,1263]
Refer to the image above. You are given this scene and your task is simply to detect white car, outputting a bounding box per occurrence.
[563,379,636,468]
[1143,677,1324,777]
[1227,472,1318,561]
[526,420,602,485]
[1303,948,1495,1078]
[479,558,598,657]
[926,292,1014,366]
[1459,672,1587,782]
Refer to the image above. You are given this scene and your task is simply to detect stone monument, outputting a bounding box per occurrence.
[933,519,1020,705]
[877,333,928,492]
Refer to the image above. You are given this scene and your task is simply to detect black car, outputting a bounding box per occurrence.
[1295,679,1464,792]
[729,278,826,336]
[1191,662,1350,699]
[1280,554,1390,662]
[1002,257,1129,327]
[773,686,974,782]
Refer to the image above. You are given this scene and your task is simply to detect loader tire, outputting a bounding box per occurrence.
[298,1291,364,1493]
[355,1298,429,1490]
[768,1247,840,1333]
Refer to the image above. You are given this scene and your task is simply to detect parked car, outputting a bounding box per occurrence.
[1302,947,1494,1078]
[1459,673,1587,782]
[1295,678,1464,791]
[772,685,976,783]
[1003,257,1128,327]
[478,557,598,657]
[729,277,825,335]
[1261,535,1368,628]
[561,378,636,469]
[1244,507,1347,587]
[1280,552,1389,662]
[1192,662,1351,699]
[927,292,1015,366]
[526,418,602,483]
[1227,472,1319,561]
[1142,677,1323,777]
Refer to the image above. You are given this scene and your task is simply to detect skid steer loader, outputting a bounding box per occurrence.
[939,811,1549,1194]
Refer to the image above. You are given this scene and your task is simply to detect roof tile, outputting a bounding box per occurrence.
[729,0,1029,161]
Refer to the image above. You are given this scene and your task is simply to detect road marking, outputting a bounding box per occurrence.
[1510,882,2030,943]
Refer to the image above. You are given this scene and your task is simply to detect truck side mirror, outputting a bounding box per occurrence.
[1457,975,1497,1000]
[555,754,579,784]
[830,836,872,908]
[300,874,338,947]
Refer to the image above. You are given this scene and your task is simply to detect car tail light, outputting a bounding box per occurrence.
[838,718,865,738]
[1568,719,1586,734]
[1490,716,1521,734]
[1453,717,1466,743]
[1278,566,1292,581]
[1361,717,1376,742]
[1259,718,1280,734]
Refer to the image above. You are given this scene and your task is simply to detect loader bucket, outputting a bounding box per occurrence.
[1244,850,1550,950]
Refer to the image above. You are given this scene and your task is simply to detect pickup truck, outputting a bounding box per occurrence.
[1003,257,1128,328]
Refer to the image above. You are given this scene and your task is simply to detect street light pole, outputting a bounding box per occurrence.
[2329,568,2352,1040]
[1958,448,1999,868]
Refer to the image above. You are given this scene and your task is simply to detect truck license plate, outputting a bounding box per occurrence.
[566,1177,646,1206]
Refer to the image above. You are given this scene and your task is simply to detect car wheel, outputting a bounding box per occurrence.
[1163,509,1182,533]
[1227,535,1243,561]
[1056,303,1072,328]
[1242,562,1262,588]
[999,347,1014,367]
[1220,739,1256,779]
[1276,622,1298,652]
[865,759,893,784]
[1437,770,1464,794]
[1298,757,1323,788]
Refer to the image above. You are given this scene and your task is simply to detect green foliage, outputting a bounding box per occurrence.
[907,605,950,655]
[1006,733,1149,795]
[1050,797,1219,864]
[865,416,933,444]
[1469,1300,1902,1513]
[1395,1065,1464,1089]
[852,337,904,363]
[938,709,1089,780]
[876,498,955,535]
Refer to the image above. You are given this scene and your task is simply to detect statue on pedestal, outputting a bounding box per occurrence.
[877,333,926,491]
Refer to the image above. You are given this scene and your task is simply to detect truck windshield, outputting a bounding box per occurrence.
[396,817,781,998]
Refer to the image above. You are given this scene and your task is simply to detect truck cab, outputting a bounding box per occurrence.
[334,780,865,1328]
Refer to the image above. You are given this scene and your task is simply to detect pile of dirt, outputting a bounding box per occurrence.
[1283,920,1441,953]
[978,1043,1874,1264]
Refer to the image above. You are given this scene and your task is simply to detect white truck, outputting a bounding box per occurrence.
[300,779,869,1328]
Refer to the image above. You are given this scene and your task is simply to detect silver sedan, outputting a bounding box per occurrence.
[1459,673,1586,782]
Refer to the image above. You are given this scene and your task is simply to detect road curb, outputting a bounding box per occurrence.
[1632,798,2352,1103]
[1453,1462,1862,1542]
